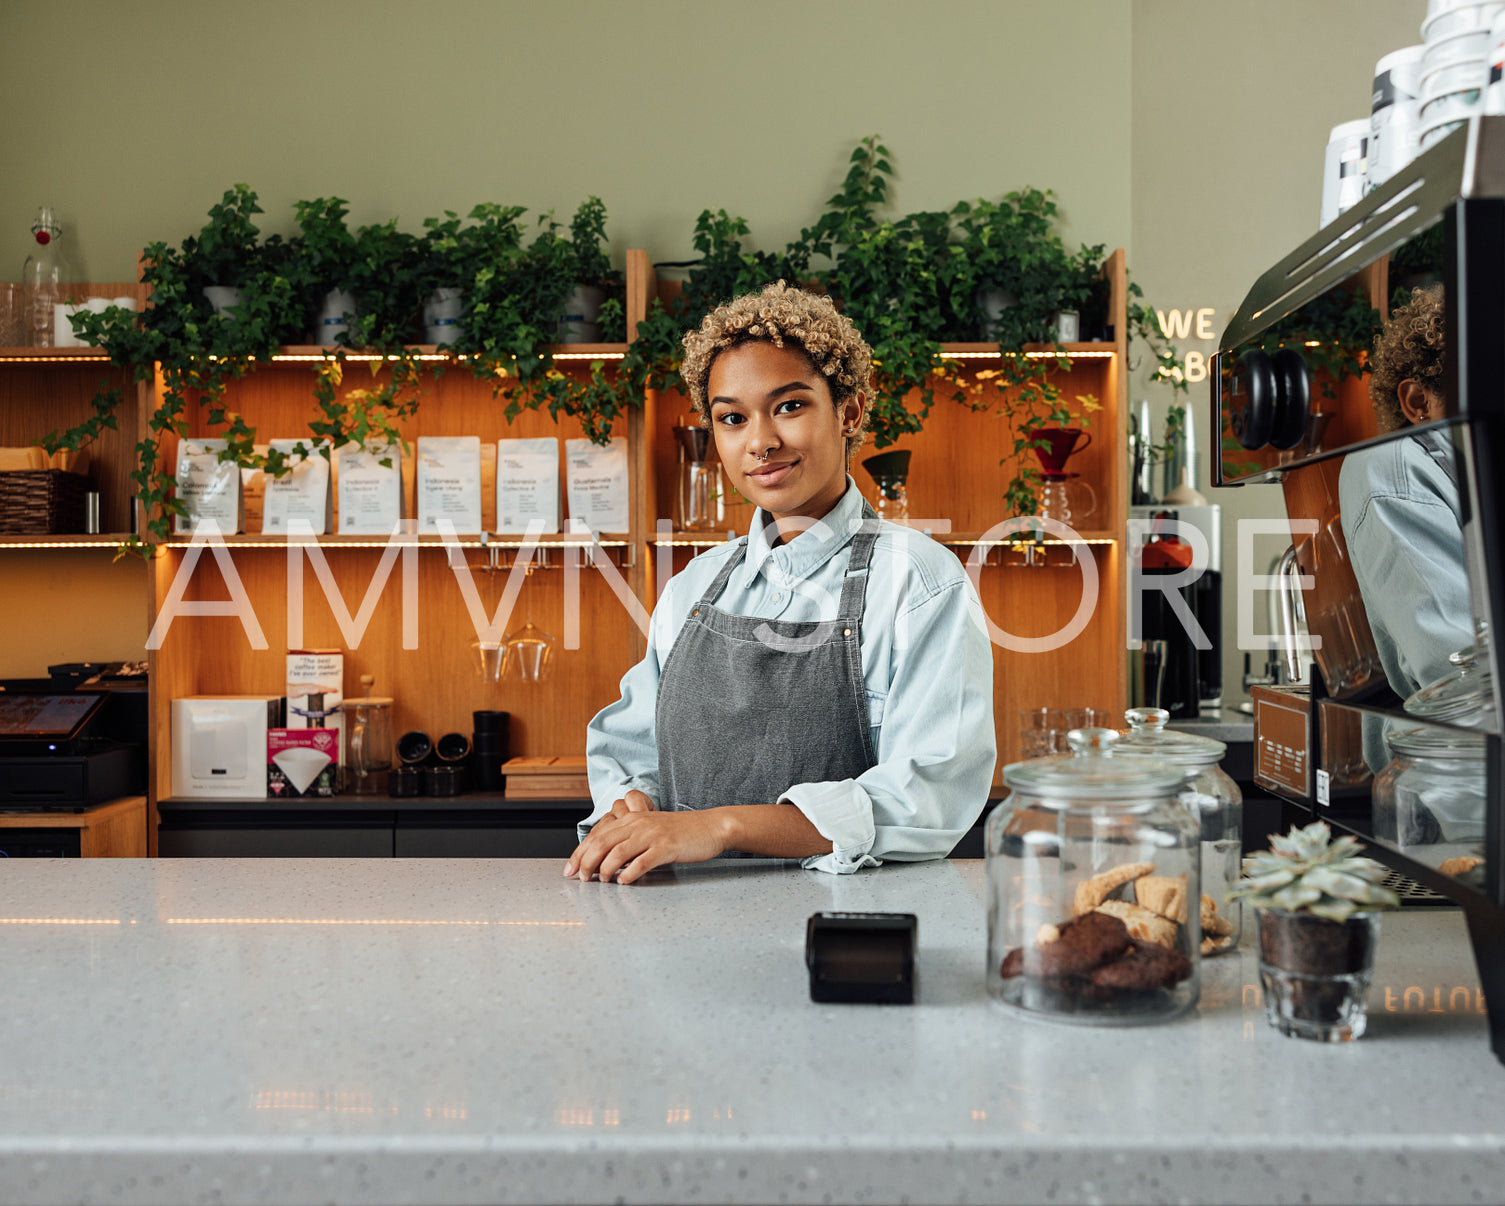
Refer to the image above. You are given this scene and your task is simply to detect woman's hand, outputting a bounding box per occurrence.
[564,792,729,884]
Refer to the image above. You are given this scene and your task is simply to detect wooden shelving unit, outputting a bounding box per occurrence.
[3,252,1131,854]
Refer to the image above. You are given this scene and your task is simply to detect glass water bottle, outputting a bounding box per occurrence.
[22,206,66,347]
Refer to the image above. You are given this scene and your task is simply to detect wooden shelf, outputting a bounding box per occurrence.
[650,528,1121,547]
[0,533,137,548]
[0,347,114,363]
[158,532,631,548]
[944,341,1119,359]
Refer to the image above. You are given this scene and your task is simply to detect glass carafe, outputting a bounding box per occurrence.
[674,424,724,531]
[985,728,1200,1024]
[342,677,393,795]
[1039,473,1096,529]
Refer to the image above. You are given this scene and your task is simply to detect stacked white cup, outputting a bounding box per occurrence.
[1486,7,1505,113]
[1418,0,1503,151]
[1369,45,1426,190]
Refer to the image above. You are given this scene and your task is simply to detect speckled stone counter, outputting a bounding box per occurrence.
[0,859,1498,1206]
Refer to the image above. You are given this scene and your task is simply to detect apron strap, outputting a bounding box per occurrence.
[698,500,883,617]
[694,539,749,612]
[836,520,882,621]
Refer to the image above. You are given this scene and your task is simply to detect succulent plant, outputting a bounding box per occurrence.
[1229,821,1400,922]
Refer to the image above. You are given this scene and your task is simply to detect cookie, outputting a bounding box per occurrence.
[1026,911,1132,977]
[1135,874,1188,924]
[1201,893,1235,937]
[1093,899,1179,950]
[1090,939,1192,991]
[1439,856,1483,878]
[1073,861,1157,916]
[1201,935,1235,956]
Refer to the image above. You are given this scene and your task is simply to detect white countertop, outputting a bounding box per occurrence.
[0,858,1499,1206]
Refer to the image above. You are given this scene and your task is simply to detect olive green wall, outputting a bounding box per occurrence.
[1130,0,1424,707]
[0,0,1429,687]
[1,0,1132,280]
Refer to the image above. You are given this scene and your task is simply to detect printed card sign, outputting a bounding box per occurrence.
[496,437,560,533]
[417,436,482,534]
[174,438,242,535]
[564,436,629,533]
[337,440,405,534]
[262,440,332,535]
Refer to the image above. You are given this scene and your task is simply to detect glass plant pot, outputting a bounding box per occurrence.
[1256,907,1380,1042]
[985,728,1201,1025]
[1114,707,1243,954]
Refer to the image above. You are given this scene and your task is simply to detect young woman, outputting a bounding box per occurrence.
[567,282,996,883]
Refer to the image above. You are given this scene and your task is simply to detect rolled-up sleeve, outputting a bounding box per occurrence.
[580,586,676,840]
[782,575,996,874]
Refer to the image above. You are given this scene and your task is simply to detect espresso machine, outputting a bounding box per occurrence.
[1211,116,1505,1062]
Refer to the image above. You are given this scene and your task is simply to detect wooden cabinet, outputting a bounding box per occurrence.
[0,796,148,857]
[5,252,1130,851]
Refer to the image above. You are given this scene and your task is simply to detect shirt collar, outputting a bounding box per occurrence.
[740,476,866,588]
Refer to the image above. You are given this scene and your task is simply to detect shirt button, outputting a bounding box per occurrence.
[775,593,783,602]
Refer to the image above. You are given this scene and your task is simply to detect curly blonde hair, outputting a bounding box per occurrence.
[680,281,875,459]
[1370,285,1446,434]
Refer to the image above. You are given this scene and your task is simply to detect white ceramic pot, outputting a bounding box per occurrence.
[315,289,356,347]
[203,286,241,315]
[423,286,464,346]
[557,284,605,344]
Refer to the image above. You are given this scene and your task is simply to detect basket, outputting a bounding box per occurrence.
[0,470,89,534]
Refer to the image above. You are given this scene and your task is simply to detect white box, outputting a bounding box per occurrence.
[171,696,282,799]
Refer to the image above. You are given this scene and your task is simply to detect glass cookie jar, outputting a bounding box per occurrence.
[1372,724,1487,866]
[1114,707,1244,954]
[985,728,1201,1025]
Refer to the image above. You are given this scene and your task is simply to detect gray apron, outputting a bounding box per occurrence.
[655,512,880,821]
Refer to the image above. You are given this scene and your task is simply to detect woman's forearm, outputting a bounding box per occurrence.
[716,803,831,858]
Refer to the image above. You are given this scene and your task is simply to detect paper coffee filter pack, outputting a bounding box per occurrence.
[272,746,332,794]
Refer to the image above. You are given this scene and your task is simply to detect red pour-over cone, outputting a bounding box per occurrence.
[1028,427,1091,475]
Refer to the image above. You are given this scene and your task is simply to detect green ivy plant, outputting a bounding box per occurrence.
[46,188,643,553]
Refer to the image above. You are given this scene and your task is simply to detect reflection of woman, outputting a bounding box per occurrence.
[1338,286,1473,768]
[567,283,996,883]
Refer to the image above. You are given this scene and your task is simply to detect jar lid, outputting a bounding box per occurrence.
[1002,727,1189,801]
[1383,724,1487,759]
[339,697,393,709]
[1113,707,1228,765]
[1404,640,1496,725]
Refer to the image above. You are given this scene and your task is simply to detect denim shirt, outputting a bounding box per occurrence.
[1338,427,1473,770]
[582,478,997,873]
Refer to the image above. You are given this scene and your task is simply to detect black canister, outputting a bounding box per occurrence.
[436,732,471,762]
[472,712,510,794]
[396,730,432,765]
[423,764,464,798]
[388,766,423,798]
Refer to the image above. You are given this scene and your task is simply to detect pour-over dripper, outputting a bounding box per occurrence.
[673,424,713,462]
[861,449,912,523]
[1028,427,1091,476]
